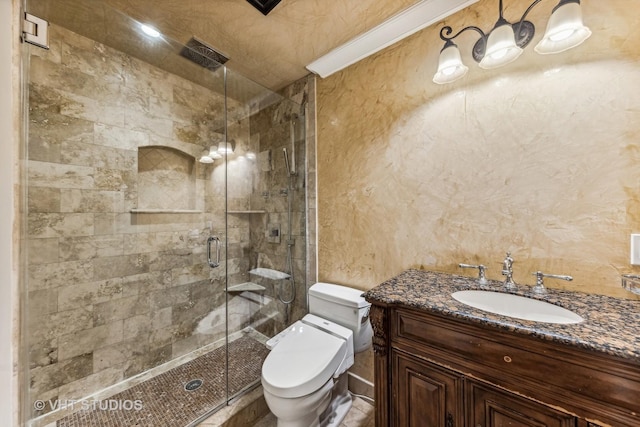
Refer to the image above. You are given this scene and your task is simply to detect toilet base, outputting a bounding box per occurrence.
[266,378,333,427]
[266,373,353,427]
[319,374,352,427]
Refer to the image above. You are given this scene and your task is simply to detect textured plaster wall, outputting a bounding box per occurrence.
[317,0,640,301]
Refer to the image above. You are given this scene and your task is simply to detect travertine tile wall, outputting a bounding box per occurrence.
[224,76,313,336]
[316,0,640,385]
[25,24,247,416]
[258,77,311,327]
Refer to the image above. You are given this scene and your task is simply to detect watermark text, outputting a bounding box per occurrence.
[34,399,143,412]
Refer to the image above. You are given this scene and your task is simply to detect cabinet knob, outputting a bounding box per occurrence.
[503,355,512,363]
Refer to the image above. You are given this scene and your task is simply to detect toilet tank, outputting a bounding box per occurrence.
[308,282,373,353]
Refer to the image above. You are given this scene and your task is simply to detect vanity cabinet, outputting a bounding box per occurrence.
[369,304,640,427]
[392,349,575,427]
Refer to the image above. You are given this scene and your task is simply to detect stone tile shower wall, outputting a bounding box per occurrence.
[222,78,312,338]
[25,24,244,416]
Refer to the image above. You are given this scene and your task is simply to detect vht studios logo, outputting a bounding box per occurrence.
[34,399,143,411]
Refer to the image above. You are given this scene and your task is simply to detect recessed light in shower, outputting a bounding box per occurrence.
[140,24,161,38]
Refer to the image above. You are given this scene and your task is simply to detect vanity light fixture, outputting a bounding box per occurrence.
[217,140,235,154]
[199,150,214,164]
[199,146,223,164]
[433,0,591,84]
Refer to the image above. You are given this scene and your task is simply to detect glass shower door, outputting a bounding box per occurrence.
[21,0,311,425]
[222,69,308,403]
[22,1,232,425]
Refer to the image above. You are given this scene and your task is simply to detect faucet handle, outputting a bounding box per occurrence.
[459,263,488,285]
[501,252,514,272]
[501,252,516,290]
[531,271,573,294]
[622,274,640,295]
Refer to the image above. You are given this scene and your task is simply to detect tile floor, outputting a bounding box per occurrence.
[198,395,375,427]
[53,336,268,427]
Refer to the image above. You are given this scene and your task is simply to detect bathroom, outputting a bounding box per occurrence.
[1,0,639,425]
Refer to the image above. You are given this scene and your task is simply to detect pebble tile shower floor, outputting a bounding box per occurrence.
[56,335,269,427]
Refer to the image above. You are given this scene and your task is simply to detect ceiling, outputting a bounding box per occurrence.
[29,0,420,92]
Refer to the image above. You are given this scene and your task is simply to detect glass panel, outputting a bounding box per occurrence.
[23,0,312,424]
[223,68,308,401]
[22,0,231,425]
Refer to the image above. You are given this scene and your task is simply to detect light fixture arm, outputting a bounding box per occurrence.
[517,0,582,30]
[513,0,543,34]
[439,25,488,61]
[439,25,487,45]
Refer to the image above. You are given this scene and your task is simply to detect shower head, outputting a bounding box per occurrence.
[283,148,292,176]
[180,37,229,71]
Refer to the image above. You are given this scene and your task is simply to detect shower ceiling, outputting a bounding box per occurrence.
[26,0,421,91]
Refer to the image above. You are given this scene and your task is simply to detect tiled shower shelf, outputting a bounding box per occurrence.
[227,210,267,214]
[249,268,290,280]
[227,282,267,292]
[130,209,203,214]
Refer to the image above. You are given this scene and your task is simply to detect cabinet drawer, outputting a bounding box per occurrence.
[392,308,640,424]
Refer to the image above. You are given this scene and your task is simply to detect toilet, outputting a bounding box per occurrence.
[261,282,373,427]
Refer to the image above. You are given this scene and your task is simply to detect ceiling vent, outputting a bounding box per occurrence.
[180,37,229,71]
[246,0,282,15]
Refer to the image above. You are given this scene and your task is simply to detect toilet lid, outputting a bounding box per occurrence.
[261,321,347,399]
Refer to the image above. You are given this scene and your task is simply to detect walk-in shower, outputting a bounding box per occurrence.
[20,0,314,425]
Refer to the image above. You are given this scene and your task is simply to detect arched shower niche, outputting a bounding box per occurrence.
[136,146,198,213]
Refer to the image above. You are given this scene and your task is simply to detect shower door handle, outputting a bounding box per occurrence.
[207,236,220,268]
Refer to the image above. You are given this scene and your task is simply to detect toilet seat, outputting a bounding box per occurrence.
[261,319,348,399]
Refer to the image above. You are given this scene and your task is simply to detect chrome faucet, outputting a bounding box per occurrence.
[501,252,516,290]
[621,274,640,295]
[459,263,488,285]
[531,271,573,294]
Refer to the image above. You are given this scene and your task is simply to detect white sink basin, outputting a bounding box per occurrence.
[451,290,583,324]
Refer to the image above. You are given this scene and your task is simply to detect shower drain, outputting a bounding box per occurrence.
[184,379,203,391]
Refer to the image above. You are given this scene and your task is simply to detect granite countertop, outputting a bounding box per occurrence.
[363,269,640,362]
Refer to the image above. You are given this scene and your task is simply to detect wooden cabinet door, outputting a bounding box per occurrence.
[467,380,576,427]
[392,350,464,427]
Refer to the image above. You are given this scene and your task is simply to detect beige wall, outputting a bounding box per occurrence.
[317,0,640,299]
